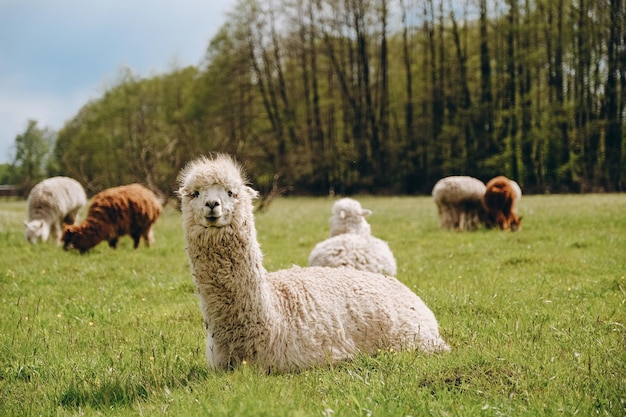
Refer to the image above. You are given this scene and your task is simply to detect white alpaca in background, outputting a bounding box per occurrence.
[309,198,398,276]
[24,176,87,244]
[432,176,486,231]
[328,197,372,236]
[178,154,449,373]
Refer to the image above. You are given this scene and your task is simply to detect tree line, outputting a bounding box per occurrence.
[6,0,625,197]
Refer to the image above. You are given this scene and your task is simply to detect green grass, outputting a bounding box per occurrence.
[0,194,624,416]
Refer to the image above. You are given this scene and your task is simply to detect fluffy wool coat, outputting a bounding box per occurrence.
[62,183,162,253]
[328,198,372,236]
[178,154,448,373]
[432,176,487,231]
[25,176,87,244]
[309,198,397,276]
[308,233,398,276]
[482,176,522,231]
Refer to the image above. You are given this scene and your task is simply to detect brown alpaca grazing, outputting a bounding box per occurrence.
[482,176,522,231]
[62,184,162,253]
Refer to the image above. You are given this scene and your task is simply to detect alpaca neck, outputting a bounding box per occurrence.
[80,217,113,237]
[69,217,115,249]
[188,216,274,322]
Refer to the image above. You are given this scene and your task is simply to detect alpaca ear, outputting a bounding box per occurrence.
[362,209,372,217]
[244,186,259,200]
[177,186,197,199]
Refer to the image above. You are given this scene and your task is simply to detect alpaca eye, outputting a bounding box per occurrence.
[227,190,233,197]
[191,191,199,198]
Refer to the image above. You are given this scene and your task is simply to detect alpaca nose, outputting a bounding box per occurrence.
[205,200,220,209]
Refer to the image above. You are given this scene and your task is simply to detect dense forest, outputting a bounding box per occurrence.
[7,0,626,196]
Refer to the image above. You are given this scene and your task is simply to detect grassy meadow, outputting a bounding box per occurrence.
[0,194,624,416]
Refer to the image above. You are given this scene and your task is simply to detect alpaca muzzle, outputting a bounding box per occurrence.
[203,201,223,223]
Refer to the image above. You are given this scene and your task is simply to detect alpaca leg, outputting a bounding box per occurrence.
[459,211,467,230]
[134,227,155,248]
[448,209,458,229]
[438,206,448,228]
[495,213,508,230]
[52,222,63,244]
[441,208,456,229]
[131,233,141,249]
[109,237,119,248]
[451,208,461,230]
[143,229,155,247]
[466,208,481,230]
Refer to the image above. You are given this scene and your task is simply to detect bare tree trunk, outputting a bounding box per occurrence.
[354,0,377,187]
[376,0,390,189]
[604,0,624,191]
[518,0,533,186]
[246,21,285,171]
[400,0,419,193]
[501,0,518,180]
[301,0,328,192]
[450,6,473,172]
[426,0,444,182]
[479,0,494,158]
[553,0,571,187]
[571,0,600,191]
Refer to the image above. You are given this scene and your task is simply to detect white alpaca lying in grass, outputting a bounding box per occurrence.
[308,198,398,276]
[328,197,372,236]
[177,154,449,373]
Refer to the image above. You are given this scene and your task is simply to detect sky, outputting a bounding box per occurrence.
[0,0,237,164]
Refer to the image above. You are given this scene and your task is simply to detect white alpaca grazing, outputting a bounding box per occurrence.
[432,176,487,231]
[24,176,87,244]
[178,154,449,373]
[309,198,397,276]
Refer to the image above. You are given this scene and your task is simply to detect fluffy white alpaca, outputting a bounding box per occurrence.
[178,154,449,373]
[432,176,487,231]
[309,198,397,276]
[328,198,372,236]
[24,176,87,244]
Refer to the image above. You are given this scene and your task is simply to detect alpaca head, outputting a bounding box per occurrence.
[178,154,258,230]
[24,219,49,243]
[329,198,372,236]
[62,225,95,253]
[509,216,522,231]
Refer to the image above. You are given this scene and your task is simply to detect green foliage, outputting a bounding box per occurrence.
[54,67,200,195]
[0,163,11,184]
[41,1,626,195]
[8,120,56,194]
[0,194,624,416]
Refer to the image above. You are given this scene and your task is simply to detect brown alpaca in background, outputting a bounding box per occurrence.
[482,176,522,231]
[62,183,162,253]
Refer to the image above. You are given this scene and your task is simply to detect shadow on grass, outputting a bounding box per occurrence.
[58,364,208,409]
